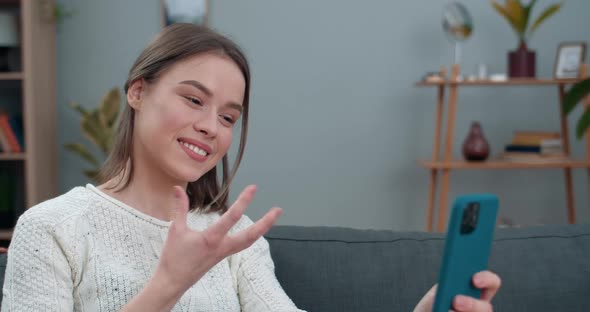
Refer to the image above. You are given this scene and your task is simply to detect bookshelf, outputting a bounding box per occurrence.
[420,160,590,170]
[0,0,57,240]
[417,64,590,232]
[0,229,12,240]
[0,72,23,80]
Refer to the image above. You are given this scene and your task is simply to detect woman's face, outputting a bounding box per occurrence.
[128,53,245,184]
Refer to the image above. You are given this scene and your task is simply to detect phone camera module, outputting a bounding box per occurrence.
[460,202,480,234]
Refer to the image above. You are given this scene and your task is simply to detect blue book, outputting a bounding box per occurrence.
[8,115,24,150]
[505,145,540,153]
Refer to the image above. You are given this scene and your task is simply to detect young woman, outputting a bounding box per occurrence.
[1,24,500,312]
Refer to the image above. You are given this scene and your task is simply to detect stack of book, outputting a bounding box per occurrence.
[0,112,24,154]
[501,131,567,163]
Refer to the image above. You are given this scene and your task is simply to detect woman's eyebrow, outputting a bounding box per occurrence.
[179,80,212,96]
[226,103,243,113]
[180,79,243,112]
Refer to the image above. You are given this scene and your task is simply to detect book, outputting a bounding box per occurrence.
[513,130,561,138]
[0,126,11,153]
[501,152,568,163]
[8,115,24,150]
[0,113,21,153]
[512,131,560,144]
[512,137,563,146]
[505,145,541,153]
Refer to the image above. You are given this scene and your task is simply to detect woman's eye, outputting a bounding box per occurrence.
[185,96,202,106]
[222,115,235,125]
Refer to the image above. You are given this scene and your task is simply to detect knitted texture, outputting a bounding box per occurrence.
[1,185,304,312]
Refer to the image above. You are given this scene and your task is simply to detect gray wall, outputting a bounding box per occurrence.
[57,0,590,230]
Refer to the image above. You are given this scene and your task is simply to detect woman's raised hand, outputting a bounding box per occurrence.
[155,185,283,293]
[122,185,282,312]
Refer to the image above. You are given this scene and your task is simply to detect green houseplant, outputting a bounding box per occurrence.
[64,88,121,181]
[563,79,590,139]
[491,0,563,77]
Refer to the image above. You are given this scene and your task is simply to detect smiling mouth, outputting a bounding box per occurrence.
[178,140,210,157]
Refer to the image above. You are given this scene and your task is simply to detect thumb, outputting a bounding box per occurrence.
[171,185,189,229]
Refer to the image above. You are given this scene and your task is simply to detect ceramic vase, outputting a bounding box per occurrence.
[462,122,490,161]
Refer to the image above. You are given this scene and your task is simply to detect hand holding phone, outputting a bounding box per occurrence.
[432,194,499,312]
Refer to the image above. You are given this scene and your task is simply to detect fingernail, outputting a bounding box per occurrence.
[455,295,472,310]
[473,274,484,287]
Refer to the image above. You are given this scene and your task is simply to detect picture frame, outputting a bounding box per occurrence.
[554,42,586,79]
[161,0,209,27]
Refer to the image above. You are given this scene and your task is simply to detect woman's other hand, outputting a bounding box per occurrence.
[414,270,501,312]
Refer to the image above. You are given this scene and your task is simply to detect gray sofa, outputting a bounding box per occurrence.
[265,223,590,311]
[1,223,589,311]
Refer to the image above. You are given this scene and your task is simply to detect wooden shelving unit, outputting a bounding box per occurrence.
[419,160,590,170]
[0,72,23,80]
[0,153,25,160]
[0,229,13,241]
[416,78,582,87]
[417,64,590,232]
[0,0,57,240]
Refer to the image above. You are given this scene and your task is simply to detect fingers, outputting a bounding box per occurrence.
[204,185,257,240]
[453,295,493,312]
[473,271,501,301]
[451,271,500,311]
[171,185,189,230]
[226,207,283,254]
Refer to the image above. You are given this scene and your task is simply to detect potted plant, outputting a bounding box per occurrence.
[491,0,563,78]
[64,88,121,182]
[563,79,590,139]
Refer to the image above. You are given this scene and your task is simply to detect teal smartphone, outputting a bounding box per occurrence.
[432,194,499,312]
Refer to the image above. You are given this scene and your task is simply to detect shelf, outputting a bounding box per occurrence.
[0,72,24,81]
[0,153,26,160]
[419,159,590,170]
[0,229,13,240]
[416,78,583,87]
[0,0,19,6]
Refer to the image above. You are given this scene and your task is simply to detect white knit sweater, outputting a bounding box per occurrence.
[1,185,304,312]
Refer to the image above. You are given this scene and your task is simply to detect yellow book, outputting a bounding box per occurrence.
[512,132,561,145]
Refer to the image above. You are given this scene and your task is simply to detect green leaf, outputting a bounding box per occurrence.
[84,170,101,182]
[81,112,109,153]
[68,102,90,118]
[529,2,563,36]
[520,2,532,37]
[525,0,538,10]
[99,88,121,129]
[506,0,527,34]
[576,108,590,139]
[64,143,100,166]
[491,1,521,35]
[563,78,590,115]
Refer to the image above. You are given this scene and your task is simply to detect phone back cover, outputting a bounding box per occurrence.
[433,194,498,312]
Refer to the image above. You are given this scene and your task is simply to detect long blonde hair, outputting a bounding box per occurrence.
[99,23,251,213]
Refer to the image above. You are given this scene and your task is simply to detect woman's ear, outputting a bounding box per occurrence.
[127,79,146,110]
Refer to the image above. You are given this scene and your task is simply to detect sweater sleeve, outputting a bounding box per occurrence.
[1,211,74,311]
[230,216,305,312]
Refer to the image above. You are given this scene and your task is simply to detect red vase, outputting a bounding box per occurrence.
[508,41,535,78]
[462,122,490,162]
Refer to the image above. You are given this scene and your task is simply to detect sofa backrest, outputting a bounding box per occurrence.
[265,224,590,312]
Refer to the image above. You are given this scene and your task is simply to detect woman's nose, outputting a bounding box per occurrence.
[193,112,218,138]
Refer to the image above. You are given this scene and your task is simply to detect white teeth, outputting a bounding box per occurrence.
[180,141,208,156]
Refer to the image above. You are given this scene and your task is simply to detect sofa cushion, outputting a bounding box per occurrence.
[266,224,590,312]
